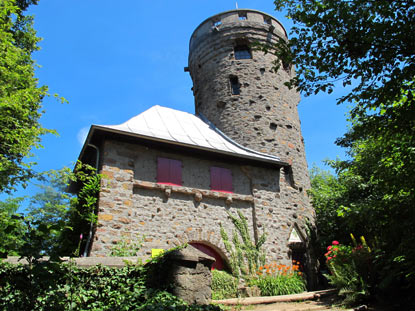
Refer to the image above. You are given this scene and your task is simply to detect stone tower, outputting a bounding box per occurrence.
[188,9,315,281]
[188,9,310,193]
[188,9,311,206]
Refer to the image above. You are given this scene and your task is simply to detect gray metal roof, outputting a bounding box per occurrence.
[90,105,285,165]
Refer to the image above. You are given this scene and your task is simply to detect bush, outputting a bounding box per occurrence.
[211,270,239,300]
[0,257,222,311]
[250,262,306,296]
[324,239,373,306]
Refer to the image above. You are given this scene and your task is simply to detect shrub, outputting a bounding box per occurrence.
[250,262,306,296]
[324,238,373,306]
[0,251,222,310]
[211,270,239,300]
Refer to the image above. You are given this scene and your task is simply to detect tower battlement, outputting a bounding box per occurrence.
[189,9,287,52]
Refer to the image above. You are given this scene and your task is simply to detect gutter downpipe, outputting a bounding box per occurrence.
[83,143,99,257]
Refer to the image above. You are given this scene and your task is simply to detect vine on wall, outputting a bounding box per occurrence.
[220,210,266,280]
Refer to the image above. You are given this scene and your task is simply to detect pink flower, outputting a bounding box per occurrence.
[327,245,332,251]
[80,234,83,240]
[327,256,333,261]
[332,241,339,245]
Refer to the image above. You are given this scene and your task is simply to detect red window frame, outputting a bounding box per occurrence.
[210,166,233,193]
[157,157,182,186]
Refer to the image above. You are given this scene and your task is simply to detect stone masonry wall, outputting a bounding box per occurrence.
[90,139,310,268]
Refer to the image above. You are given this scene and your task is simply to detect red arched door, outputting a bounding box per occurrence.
[189,242,224,270]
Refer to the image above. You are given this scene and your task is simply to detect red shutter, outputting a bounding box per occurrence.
[221,168,233,193]
[157,157,169,183]
[157,157,182,186]
[210,167,221,191]
[170,159,182,186]
[210,166,233,193]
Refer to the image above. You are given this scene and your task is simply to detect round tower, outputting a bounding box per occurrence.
[188,9,310,192]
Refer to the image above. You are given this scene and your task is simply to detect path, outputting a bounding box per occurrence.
[239,297,344,311]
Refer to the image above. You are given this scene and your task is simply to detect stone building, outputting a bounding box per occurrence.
[76,9,315,280]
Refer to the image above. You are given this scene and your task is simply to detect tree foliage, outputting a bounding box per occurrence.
[272,0,415,117]
[25,168,74,255]
[0,0,60,194]
[0,197,26,257]
[309,90,415,304]
[0,163,101,258]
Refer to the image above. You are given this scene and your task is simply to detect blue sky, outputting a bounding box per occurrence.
[3,1,350,204]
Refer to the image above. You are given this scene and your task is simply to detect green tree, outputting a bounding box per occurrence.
[0,168,73,258]
[26,168,74,254]
[0,0,62,194]
[0,164,100,258]
[308,167,347,250]
[272,0,415,116]
[0,197,26,257]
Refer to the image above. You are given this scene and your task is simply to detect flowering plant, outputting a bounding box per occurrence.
[323,236,373,306]
[250,261,306,296]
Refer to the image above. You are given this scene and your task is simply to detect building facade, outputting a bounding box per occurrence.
[77,9,315,283]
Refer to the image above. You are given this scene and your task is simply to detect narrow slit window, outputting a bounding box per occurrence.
[213,20,222,27]
[234,45,252,60]
[238,12,247,20]
[230,76,240,95]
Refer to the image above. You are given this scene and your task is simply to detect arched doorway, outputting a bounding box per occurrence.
[189,242,225,270]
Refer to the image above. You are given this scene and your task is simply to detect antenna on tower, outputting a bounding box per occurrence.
[236,1,238,10]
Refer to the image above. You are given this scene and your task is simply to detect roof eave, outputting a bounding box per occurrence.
[88,125,289,167]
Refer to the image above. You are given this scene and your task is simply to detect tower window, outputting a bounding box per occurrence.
[264,16,272,25]
[157,157,182,186]
[238,12,247,20]
[230,76,240,95]
[234,45,252,60]
[213,19,222,27]
[283,61,292,74]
